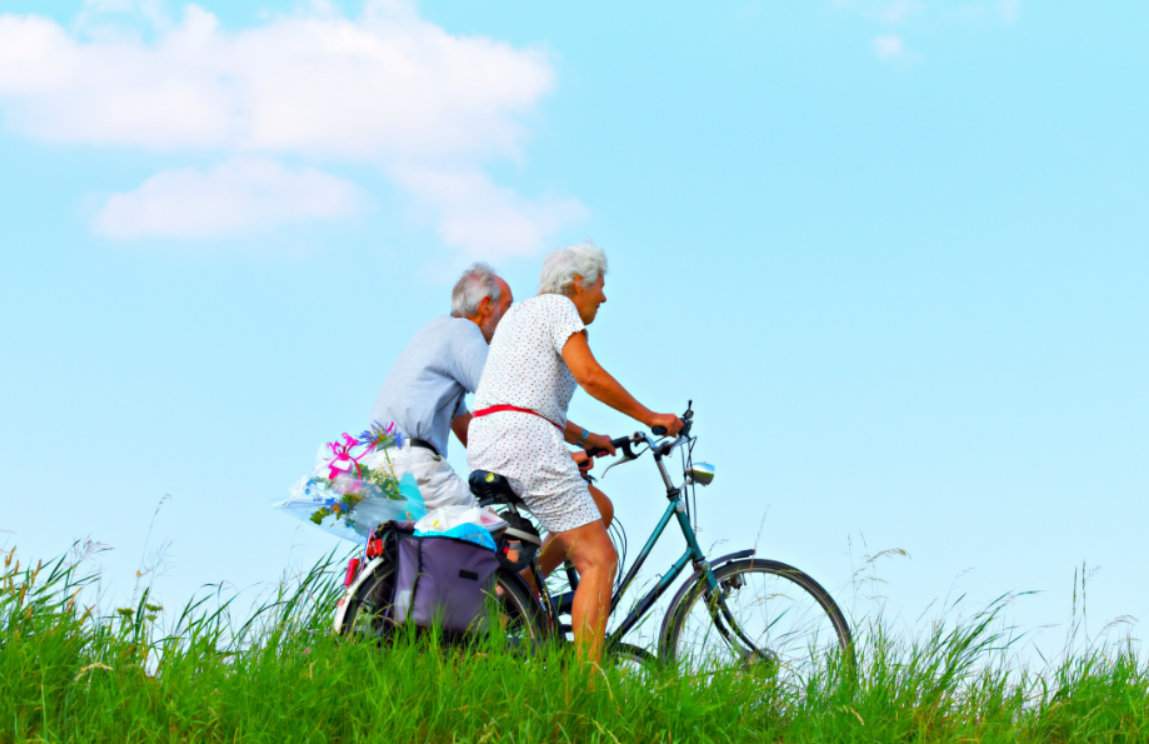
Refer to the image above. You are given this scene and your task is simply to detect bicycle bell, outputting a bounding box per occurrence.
[687,461,715,486]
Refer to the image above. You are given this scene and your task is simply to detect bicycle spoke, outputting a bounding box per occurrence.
[667,561,850,686]
[710,590,769,659]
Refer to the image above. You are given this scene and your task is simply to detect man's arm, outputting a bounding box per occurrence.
[448,326,487,447]
[452,328,488,394]
[451,412,471,447]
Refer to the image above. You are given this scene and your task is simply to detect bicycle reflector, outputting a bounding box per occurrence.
[344,557,362,587]
[688,462,716,486]
[495,511,542,572]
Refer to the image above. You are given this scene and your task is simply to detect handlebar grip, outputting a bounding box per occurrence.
[651,426,667,436]
[586,435,637,459]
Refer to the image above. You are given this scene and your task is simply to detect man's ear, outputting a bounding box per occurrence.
[477,295,493,318]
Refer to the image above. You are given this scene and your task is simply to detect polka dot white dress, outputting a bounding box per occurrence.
[466,294,601,534]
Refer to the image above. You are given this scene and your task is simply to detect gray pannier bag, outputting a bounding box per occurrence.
[390,528,500,633]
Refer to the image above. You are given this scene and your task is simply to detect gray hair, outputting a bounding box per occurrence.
[450,263,503,317]
[538,242,608,295]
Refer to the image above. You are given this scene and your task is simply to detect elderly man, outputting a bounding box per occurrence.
[370,263,513,510]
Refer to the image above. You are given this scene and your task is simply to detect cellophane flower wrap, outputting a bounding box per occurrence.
[277,421,427,542]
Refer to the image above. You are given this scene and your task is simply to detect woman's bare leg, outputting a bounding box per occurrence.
[533,484,613,579]
[553,519,617,663]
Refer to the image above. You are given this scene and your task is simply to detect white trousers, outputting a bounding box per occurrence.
[375,443,475,511]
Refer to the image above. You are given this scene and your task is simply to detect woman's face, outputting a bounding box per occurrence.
[571,274,607,325]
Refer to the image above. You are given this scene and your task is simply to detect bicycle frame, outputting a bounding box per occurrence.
[606,483,711,645]
[535,426,736,649]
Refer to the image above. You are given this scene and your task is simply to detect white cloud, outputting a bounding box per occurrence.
[873,33,906,61]
[878,0,923,25]
[0,2,582,252]
[835,0,1018,24]
[93,158,365,238]
[999,0,1021,24]
[836,0,1020,60]
[394,166,587,258]
[0,4,551,157]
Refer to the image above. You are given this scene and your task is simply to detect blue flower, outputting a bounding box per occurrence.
[359,419,404,451]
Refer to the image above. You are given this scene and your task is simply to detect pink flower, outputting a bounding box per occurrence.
[326,432,367,480]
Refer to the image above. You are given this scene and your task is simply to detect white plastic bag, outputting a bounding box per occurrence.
[413,505,507,551]
[276,443,428,543]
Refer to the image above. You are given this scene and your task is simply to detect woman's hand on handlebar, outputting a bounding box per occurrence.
[585,435,636,460]
[583,432,617,456]
[572,450,594,473]
[648,412,685,437]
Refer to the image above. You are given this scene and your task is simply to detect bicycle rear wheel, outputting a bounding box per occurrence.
[661,559,852,683]
[339,562,547,647]
[338,559,397,640]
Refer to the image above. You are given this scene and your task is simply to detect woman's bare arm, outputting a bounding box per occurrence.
[561,331,656,426]
[563,419,616,454]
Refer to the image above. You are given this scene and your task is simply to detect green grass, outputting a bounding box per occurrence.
[2,547,1147,743]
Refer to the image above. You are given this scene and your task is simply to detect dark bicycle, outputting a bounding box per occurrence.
[335,403,853,680]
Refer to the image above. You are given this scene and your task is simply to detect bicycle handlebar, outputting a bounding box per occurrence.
[585,435,636,459]
[653,403,694,439]
[585,402,695,460]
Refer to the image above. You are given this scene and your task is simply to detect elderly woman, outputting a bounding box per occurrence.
[467,243,683,662]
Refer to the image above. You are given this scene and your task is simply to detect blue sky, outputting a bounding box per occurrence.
[2,0,1146,661]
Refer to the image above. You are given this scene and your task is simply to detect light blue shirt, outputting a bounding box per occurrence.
[369,316,488,457]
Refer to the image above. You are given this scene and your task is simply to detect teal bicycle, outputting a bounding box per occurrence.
[464,402,854,677]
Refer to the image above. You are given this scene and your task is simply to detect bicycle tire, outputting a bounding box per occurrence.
[338,562,548,647]
[661,558,853,681]
[608,641,657,670]
[478,568,549,650]
[338,559,397,640]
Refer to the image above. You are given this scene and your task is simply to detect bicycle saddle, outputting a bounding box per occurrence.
[468,470,523,507]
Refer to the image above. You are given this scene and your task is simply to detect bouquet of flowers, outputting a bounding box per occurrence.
[277,421,428,542]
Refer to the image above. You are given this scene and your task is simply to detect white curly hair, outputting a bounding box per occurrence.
[450,263,503,317]
[538,242,608,296]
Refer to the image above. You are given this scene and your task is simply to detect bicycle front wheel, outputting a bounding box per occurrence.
[661,559,853,682]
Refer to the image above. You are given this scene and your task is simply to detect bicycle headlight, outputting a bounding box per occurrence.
[688,462,715,486]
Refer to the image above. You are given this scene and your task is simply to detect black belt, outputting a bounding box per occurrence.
[408,437,440,456]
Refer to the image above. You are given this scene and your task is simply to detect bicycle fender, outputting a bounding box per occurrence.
[656,549,756,653]
[332,556,386,634]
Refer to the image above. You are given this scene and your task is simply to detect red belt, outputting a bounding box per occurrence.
[472,404,562,430]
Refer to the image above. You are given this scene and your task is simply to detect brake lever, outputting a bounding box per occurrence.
[599,459,626,479]
[599,443,648,479]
